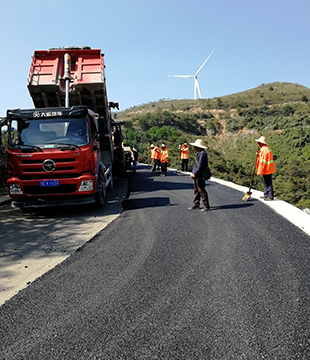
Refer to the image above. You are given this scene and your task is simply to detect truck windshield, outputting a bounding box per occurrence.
[10,117,89,149]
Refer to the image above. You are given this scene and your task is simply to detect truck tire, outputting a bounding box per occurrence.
[108,174,113,191]
[95,178,106,207]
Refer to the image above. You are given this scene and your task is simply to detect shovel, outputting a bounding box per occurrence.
[242,154,257,201]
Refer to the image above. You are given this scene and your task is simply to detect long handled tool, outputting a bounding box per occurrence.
[177,145,181,171]
[242,154,258,201]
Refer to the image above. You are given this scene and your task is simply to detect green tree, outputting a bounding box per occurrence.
[283,104,294,116]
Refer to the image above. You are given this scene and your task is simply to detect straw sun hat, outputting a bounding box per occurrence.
[189,139,208,149]
[255,136,267,145]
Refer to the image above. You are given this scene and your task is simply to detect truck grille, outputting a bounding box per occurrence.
[17,157,79,180]
[19,173,81,180]
[21,158,76,164]
[24,167,75,173]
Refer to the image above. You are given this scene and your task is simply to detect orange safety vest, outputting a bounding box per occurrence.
[151,148,156,159]
[256,145,276,175]
[180,146,189,159]
[161,149,168,163]
[154,147,161,160]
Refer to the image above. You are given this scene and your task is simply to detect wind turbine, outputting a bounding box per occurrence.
[168,48,215,100]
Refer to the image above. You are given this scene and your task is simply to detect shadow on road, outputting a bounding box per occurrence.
[210,202,255,211]
[122,197,171,210]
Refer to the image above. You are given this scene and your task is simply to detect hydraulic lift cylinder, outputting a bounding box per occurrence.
[64,53,71,108]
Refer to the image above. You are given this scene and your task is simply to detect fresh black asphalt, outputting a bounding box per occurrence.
[1,164,310,359]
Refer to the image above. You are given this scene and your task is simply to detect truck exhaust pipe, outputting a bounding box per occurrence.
[64,53,71,107]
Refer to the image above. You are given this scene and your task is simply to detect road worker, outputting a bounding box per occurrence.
[152,144,161,172]
[150,144,155,169]
[180,143,189,172]
[189,139,211,212]
[255,136,276,200]
[160,144,169,176]
[130,146,138,173]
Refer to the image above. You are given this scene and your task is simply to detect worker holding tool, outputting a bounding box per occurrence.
[180,143,189,172]
[160,144,169,176]
[189,139,211,212]
[150,144,155,170]
[130,146,138,173]
[178,145,181,170]
[255,136,276,200]
[153,144,161,172]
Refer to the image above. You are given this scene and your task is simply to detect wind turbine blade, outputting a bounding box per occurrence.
[195,78,201,99]
[170,75,194,78]
[195,48,215,76]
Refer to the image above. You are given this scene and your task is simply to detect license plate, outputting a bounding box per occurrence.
[40,180,60,187]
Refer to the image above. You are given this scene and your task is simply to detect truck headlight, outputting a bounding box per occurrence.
[9,183,23,195]
[78,180,93,192]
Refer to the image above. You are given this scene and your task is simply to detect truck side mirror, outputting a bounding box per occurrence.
[0,117,8,127]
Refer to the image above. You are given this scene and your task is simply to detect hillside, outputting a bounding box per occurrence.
[115,82,310,208]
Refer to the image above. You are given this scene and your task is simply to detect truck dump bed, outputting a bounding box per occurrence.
[27,47,109,119]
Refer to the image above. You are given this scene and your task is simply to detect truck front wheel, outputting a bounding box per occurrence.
[108,174,113,191]
[95,179,106,207]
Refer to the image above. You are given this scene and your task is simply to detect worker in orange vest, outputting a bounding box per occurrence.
[255,136,276,200]
[180,143,189,172]
[152,144,161,172]
[160,144,169,176]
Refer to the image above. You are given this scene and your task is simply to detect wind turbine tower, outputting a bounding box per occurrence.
[169,48,215,100]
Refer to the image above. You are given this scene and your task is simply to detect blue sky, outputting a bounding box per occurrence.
[0,0,309,115]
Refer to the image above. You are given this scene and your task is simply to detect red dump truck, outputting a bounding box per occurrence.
[4,47,125,209]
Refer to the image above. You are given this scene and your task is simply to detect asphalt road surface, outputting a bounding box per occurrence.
[1,164,310,359]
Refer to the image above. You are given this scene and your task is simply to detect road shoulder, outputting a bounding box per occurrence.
[0,179,128,306]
